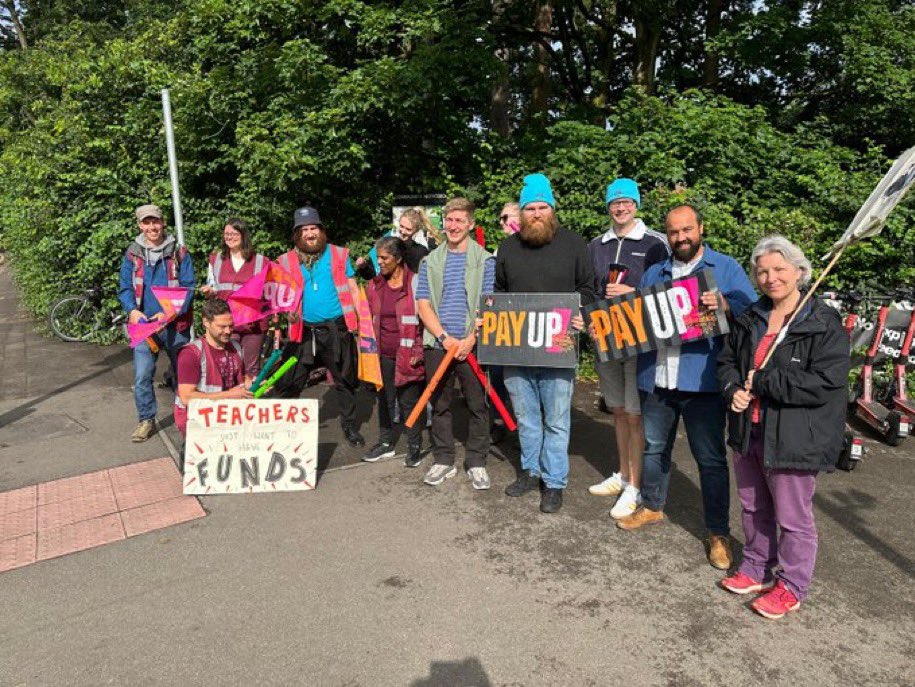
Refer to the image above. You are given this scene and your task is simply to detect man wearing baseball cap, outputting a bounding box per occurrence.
[496,174,595,513]
[118,204,196,443]
[586,178,669,520]
[273,205,366,447]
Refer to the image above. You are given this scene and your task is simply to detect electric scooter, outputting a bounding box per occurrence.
[883,288,915,432]
[849,293,909,446]
[831,291,866,470]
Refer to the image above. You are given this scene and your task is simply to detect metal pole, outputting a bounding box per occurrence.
[161,88,185,246]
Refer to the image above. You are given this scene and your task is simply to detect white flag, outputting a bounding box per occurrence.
[828,145,915,257]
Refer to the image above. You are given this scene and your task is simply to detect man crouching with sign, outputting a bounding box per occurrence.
[174,299,252,452]
[617,205,755,572]
[496,174,596,513]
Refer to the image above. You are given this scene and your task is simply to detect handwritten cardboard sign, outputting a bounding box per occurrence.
[477,293,580,368]
[583,269,729,362]
[183,399,318,495]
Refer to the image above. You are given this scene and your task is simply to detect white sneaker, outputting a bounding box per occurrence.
[588,472,626,497]
[610,485,642,520]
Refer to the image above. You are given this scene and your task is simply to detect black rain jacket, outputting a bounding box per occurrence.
[717,294,850,472]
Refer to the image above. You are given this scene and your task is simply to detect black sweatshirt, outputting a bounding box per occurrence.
[494,226,596,305]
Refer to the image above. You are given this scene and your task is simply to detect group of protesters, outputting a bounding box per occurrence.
[119,172,850,621]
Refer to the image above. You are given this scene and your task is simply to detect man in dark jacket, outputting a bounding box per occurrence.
[497,174,596,513]
[586,178,669,520]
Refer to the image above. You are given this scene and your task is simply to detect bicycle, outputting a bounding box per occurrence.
[47,286,127,343]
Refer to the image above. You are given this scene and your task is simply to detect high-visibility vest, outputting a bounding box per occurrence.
[173,338,244,435]
[126,242,193,331]
[209,252,266,297]
[365,268,425,386]
[276,245,358,342]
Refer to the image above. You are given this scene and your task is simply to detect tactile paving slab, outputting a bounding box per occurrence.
[0,485,36,515]
[0,457,205,573]
[120,496,206,537]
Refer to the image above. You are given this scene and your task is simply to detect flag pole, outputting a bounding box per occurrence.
[161,89,185,247]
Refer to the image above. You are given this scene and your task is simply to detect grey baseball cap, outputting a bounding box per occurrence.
[135,204,163,221]
[293,206,323,229]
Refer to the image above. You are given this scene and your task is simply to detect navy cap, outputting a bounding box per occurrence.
[293,206,323,229]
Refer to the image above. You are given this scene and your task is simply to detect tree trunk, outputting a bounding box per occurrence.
[531,1,552,115]
[702,0,724,89]
[591,0,618,115]
[490,47,512,137]
[633,14,660,93]
[2,0,28,50]
[490,1,512,137]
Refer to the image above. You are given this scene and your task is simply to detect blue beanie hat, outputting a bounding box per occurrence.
[605,178,640,208]
[519,173,556,209]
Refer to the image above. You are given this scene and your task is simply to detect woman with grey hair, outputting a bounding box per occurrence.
[717,234,849,619]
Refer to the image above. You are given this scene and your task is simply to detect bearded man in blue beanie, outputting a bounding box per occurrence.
[495,174,596,513]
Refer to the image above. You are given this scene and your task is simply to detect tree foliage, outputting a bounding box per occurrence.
[0,0,911,319]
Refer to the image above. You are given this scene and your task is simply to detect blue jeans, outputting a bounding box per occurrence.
[133,328,191,421]
[504,366,575,489]
[640,388,730,535]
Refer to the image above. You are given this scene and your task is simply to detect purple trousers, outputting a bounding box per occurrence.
[734,426,818,600]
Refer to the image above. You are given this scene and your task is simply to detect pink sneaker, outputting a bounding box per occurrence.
[720,571,775,595]
[751,580,800,619]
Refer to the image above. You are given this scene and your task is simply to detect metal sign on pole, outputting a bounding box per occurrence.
[161,88,185,247]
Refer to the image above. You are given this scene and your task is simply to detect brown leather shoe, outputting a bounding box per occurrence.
[707,534,733,570]
[616,506,665,530]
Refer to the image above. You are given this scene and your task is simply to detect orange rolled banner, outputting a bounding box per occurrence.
[405,346,457,428]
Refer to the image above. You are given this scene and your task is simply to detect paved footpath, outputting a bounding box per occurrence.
[1,260,913,686]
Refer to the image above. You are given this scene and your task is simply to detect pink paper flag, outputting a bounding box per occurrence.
[127,286,191,349]
[227,261,302,327]
[153,286,191,319]
[128,319,166,348]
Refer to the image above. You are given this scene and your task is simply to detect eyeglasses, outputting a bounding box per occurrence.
[499,215,517,223]
[223,230,242,237]
[609,200,636,209]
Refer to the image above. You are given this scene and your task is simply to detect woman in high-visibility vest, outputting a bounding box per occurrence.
[200,218,269,374]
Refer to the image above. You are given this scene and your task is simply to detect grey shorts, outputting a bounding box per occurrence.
[596,357,640,415]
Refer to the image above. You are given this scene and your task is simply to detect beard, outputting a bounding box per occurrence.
[519,213,559,247]
[673,238,701,263]
[295,230,327,266]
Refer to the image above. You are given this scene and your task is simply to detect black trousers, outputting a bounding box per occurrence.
[275,322,357,428]
[425,347,490,468]
[377,356,423,448]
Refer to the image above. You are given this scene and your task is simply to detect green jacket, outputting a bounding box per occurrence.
[420,239,493,348]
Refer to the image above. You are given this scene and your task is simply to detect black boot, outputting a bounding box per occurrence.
[342,425,365,447]
[505,471,540,497]
[540,488,563,513]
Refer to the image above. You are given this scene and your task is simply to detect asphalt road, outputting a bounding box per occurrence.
[1,261,913,686]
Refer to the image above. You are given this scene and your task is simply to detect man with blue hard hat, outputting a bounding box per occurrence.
[586,178,669,521]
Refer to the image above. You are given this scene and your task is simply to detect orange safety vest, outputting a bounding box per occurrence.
[276,244,358,342]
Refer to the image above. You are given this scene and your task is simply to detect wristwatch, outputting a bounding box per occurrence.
[436,332,448,345]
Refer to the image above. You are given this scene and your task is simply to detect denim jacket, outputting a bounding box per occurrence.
[636,245,756,393]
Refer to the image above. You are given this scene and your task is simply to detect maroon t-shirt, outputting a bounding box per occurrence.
[177,343,244,390]
[378,281,401,358]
